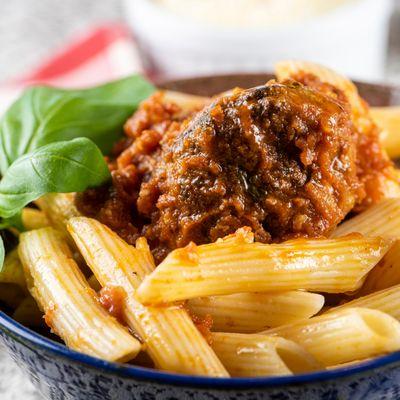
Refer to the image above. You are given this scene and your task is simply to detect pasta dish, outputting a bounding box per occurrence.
[2,61,400,377]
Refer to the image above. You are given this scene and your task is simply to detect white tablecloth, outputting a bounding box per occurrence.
[0,343,42,399]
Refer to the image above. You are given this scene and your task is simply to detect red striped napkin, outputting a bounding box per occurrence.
[0,24,145,114]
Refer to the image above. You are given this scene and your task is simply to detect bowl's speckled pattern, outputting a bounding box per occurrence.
[1,74,400,400]
[3,311,400,400]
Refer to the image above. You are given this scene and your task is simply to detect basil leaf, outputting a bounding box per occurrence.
[0,137,110,218]
[0,212,24,231]
[0,75,155,174]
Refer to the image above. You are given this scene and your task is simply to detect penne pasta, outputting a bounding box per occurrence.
[327,284,400,321]
[327,358,374,370]
[275,60,365,116]
[210,332,322,377]
[371,106,400,159]
[18,227,141,362]
[332,199,400,294]
[136,235,391,304]
[263,308,400,367]
[67,217,229,377]
[135,236,156,270]
[163,90,209,117]
[332,198,400,239]
[187,291,324,332]
[21,207,49,231]
[35,193,80,238]
[361,240,400,294]
[0,248,26,289]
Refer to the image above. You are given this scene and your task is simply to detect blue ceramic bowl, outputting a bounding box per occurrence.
[1,74,400,400]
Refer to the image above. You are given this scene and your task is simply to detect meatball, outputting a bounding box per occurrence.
[139,82,359,258]
[275,67,399,211]
[80,81,397,262]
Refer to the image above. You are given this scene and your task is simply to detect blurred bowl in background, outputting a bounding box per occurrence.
[124,0,392,81]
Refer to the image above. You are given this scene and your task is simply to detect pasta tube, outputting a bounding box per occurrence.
[371,106,400,159]
[263,308,400,367]
[163,90,209,117]
[361,240,400,294]
[331,199,400,294]
[328,284,400,321]
[327,358,373,370]
[67,217,228,377]
[332,198,400,239]
[21,207,49,231]
[35,193,80,237]
[187,291,324,332]
[210,333,322,377]
[275,60,365,116]
[136,235,391,304]
[18,227,141,362]
[0,248,26,289]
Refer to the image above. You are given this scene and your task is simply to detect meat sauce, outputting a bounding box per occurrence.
[290,72,396,210]
[76,80,394,263]
[98,286,126,324]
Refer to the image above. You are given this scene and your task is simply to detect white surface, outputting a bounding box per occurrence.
[0,343,42,400]
[126,0,392,81]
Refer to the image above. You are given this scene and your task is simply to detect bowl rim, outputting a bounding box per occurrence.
[156,72,400,106]
[2,307,400,388]
[2,73,400,389]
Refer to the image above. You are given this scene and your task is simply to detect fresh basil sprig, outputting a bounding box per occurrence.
[0,138,111,218]
[0,75,155,269]
[0,75,155,174]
